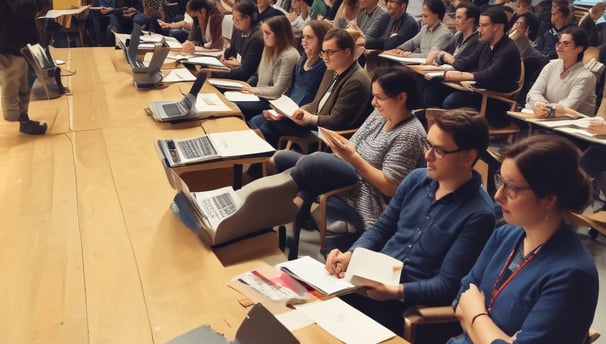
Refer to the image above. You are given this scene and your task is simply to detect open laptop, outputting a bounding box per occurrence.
[149,72,207,121]
[122,24,170,88]
[165,303,299,344]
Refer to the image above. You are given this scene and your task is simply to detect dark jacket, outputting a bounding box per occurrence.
[0,0,48,55]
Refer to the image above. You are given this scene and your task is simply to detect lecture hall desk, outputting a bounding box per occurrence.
[0,47,409,344]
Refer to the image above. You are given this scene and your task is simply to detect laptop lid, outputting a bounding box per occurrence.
[233,303,299,344]
[154,72,207,120]
[127,24,142,67]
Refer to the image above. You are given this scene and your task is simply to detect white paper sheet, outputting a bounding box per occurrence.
[275,310,315,331]
[162,68,197,83]
[295,298,395,344]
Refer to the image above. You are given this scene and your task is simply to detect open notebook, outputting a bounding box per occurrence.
[158,130,275,167]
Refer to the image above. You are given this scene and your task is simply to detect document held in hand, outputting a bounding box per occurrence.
[277,248,403,297]
[268,94,299,118]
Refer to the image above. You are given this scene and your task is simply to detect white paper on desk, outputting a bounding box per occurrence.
[194,48,225,57]
[163,68,197,82]
[224,91,260,102]
[193,93,232,112]
[39,7,87,18]
[276,310,315,331]
[379,53,426,65]
[556,127,606,140]
[529,117,592,128]
[295,298,395,344]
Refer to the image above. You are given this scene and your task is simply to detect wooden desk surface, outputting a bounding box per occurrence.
[0,47,409,344]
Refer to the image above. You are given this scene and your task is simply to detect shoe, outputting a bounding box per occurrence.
[19,115,47,135]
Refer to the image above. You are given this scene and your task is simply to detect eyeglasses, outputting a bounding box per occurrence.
[494,173,532,199]
[423,141,466,159]
[556,40,573,48]
[320,49,342,58]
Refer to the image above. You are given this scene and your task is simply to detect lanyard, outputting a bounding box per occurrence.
[487,236,543,313]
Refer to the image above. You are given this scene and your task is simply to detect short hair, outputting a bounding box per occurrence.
[563,26,589,62]
[423,0,446,20]
[431,109,489,159]
[371,67,421,111]
[305,20,333,46]
[324,28,355,54]
[261,16,295,62]
[233,0,259,25]
[517,0,531,6]
[456,1,480,26]
[501,135,591,212]
[517,12,539,41]
[187,0,218,12]
[481,6,508,27]
[388,0,409,7]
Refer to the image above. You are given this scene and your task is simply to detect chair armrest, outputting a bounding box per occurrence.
[404,305,457,322]
[317,183,359,251]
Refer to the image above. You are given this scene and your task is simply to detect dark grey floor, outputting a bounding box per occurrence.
[292,223,606,342]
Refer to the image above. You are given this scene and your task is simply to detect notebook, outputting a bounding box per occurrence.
[158,130,275,167]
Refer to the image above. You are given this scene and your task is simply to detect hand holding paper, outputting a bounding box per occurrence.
[318,127,354,159]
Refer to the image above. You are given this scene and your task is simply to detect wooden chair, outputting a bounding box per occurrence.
[468,60,525,143]
[403,305,460,343]
[277,128,359,154]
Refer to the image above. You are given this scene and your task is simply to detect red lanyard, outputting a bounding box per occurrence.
[487,236,543,314]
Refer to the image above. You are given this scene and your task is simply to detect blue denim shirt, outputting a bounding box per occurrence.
[349,168,497,306]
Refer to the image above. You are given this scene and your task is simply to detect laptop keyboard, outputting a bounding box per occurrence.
[178,137,217,159]
[162,103,183,117]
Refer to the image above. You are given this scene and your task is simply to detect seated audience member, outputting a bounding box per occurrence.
[507,0,531,31]
[108,0,143,34]
[364,0,419,50]
[181,0,225,52]
[250,20,332,147]
[509,12,546,102]
[578,2,605,47]
[427,1,481,68]
[233,16,300,119]
[215,1,264,81]
[325,110,496,334]
[257,0,285,22]
[158,12,193,43]
[449,135,598,344]
[88,0,117,46]
[289,0,312,31]
[133,0,166,33]
[272,67,426,245]
[424,7,521,128]
[310,0,328,19]
[526,27,596,117]
[388,0,452,58]
[355,0,386,33]
[252,29,372,144]
[333,0,361,28]
[536,0,571,60]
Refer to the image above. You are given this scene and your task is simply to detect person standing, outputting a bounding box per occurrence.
[0,0,50,135]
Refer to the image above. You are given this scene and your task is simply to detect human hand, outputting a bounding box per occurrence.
[325,249,352,278]
[263,109,283,121]
[588,118,606,134]
[241,83,255,94]
[319,128,354,160]
[182,40,195,54]
[457,283,487,321]
[364,283,402,301]
[291,108,314,126]
[426,50,440,65]
[100,7,113,14]
[533,101,550,118]
[158,19,170,29]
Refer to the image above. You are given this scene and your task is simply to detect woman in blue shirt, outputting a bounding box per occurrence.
[450,135,599,344]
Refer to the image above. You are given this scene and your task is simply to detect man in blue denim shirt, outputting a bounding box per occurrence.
[325,110,497,334]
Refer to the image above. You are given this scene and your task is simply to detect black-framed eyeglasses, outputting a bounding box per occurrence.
[494,173,532,199]
[423,140,466,159]
[320,49,342,58]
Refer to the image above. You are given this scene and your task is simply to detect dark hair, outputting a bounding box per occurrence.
[517,0,531,6]
[423,0,446,20]
[324,28,355,54]
[388,0,409,7]
[371,67,420,111]
[432,109,489,160]
[481,6,508,26]
[500,135,591,212]
[261,16,295,62]
[186,0,217,12]
[456,1,480,26]
[563,26,589,62]
[306,20,332,46]
[233,0,259,26]
[553,0,570,19]
[517,12,539,41]
[501,5,514,14]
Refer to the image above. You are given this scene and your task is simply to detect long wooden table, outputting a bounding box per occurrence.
[0,47,408,344]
